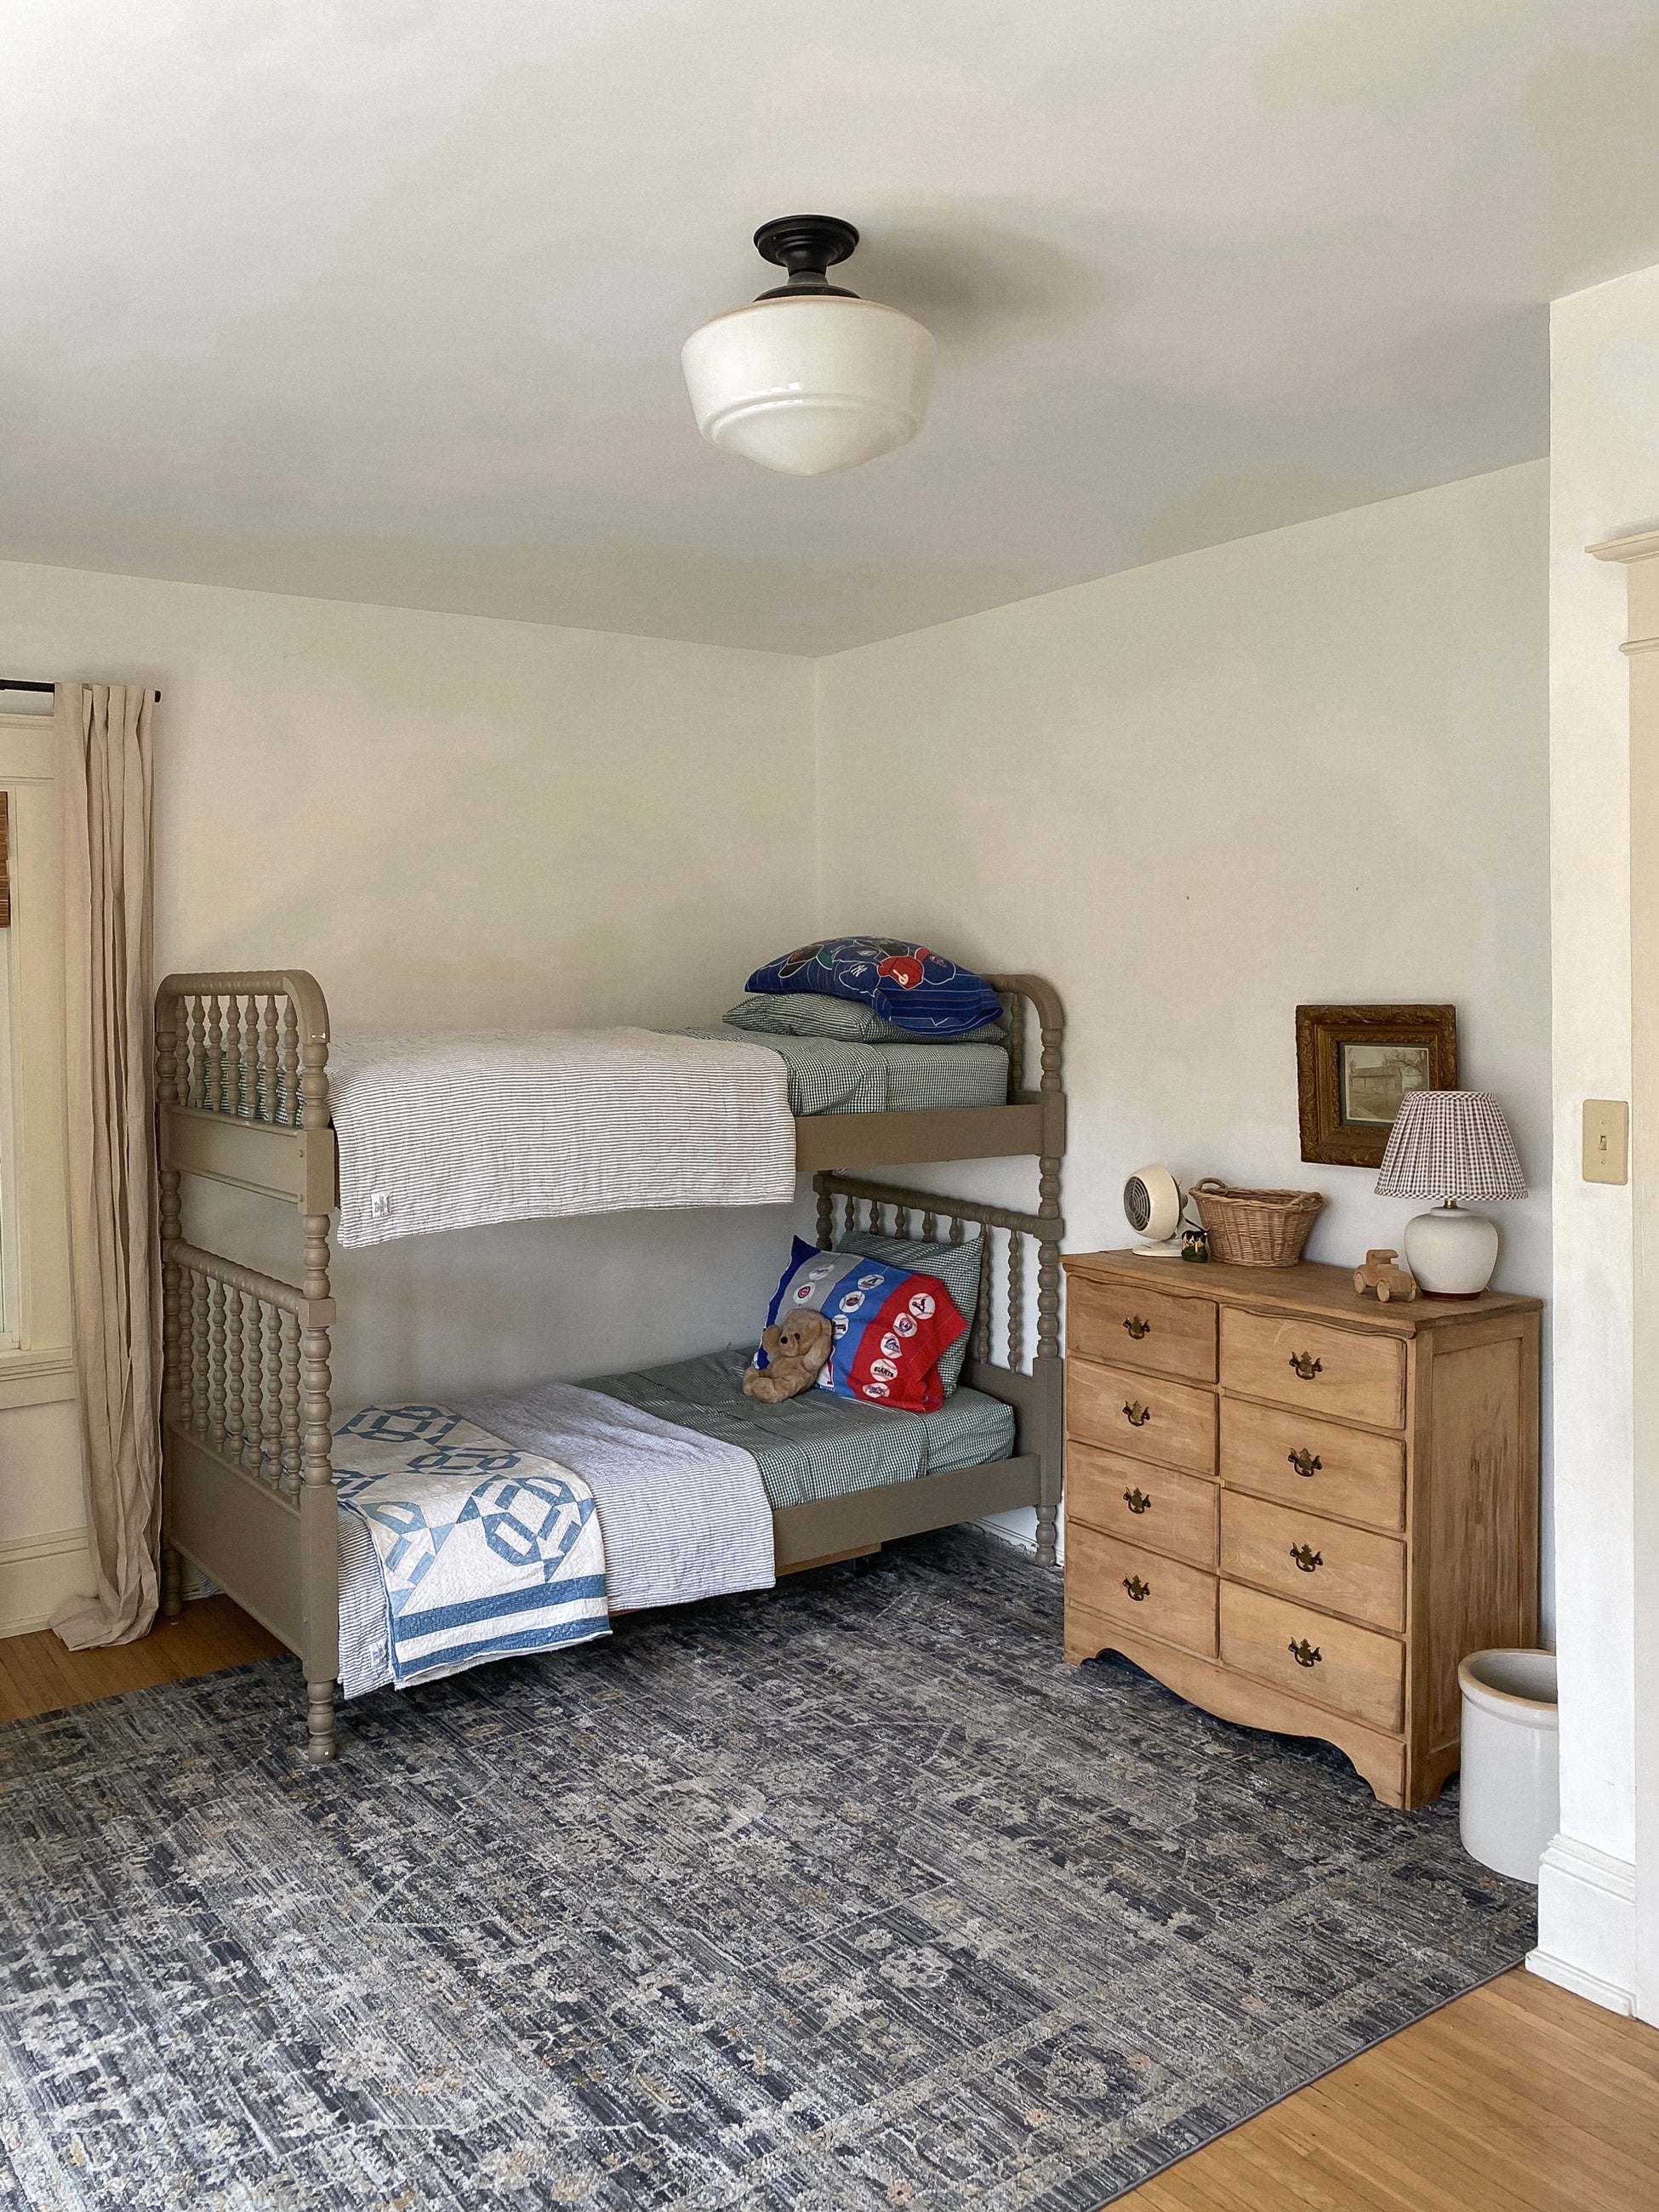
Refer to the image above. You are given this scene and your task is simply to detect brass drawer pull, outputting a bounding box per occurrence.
[1288,1352,1324,1381]
[1123,1487,1153,1515]
[1287,1448,1322,1479]
[1122,1400,1152,1428]
[1289,1638,1322,1668]
[1122,1315,1151,1340]
[1123,1575,1152,1603]
[1290,1543,1323,1574]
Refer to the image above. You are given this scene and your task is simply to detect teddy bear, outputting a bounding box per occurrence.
[743,1312,835,1403]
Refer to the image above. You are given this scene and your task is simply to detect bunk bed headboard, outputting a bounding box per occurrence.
[156,971,339,1755]
[812,1165,1066,1561]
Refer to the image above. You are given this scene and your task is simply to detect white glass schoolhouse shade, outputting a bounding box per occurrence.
[681,296,934,475]
[681,215,935,476]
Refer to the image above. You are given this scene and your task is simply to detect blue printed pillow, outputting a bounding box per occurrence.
[759,1238,966,1413]
[744,938,1004,1040]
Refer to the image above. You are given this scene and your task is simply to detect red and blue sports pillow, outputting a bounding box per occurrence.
[744,938,1003,1039]
[759,1239,967,1413]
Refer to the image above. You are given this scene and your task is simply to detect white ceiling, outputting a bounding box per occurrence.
[5,1,1659,655]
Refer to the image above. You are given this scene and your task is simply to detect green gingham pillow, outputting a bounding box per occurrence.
[837,1230,983,1394]
[725,994,1005,1047]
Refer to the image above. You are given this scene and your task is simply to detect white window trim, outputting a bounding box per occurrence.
[0,714,72,1408]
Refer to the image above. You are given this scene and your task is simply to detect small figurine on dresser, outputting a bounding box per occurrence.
[1354,1248,1418,1303]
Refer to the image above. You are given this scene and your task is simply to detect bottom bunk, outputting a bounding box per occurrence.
[158,1171,1065,1761]
[334,1350,1028,1696]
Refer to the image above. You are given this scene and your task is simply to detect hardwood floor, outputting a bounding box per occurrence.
[0,1595,282,1724]
[1123,1964,1659,2209]
[1,1606,1655,2205]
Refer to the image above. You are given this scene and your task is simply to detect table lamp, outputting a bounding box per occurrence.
[1374,1091,1526,1297]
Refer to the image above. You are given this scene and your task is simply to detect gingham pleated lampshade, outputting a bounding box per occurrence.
[1374,1091,1528,1204]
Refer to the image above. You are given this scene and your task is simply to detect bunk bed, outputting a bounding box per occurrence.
[152,969,1067,1763]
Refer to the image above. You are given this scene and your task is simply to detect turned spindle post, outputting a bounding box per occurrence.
[259,993,278,1122]
[187,993,204,1109]
[190,1274,208,1436]
[1033,995,1066,1571]
[260,1303,281,1485]
[974,1232,994,1366]
[281,995,299,1127]
[207,1278,225,1457]
[222,1285,242,1467]
[279,1308,301,1491]
[299,1023,338,1761]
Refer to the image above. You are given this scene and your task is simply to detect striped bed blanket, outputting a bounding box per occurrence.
[334,1390,776,1698]
[328,1027,796,1249]
[334,1406,609,1690]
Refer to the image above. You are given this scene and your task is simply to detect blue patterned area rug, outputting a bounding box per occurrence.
[0,1528,1532,2210]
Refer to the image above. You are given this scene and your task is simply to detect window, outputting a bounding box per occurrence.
[0,713,72,1406]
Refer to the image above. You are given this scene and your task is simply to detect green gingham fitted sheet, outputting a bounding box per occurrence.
[579,1344,1017,1509]
[677,1025,1009,1116]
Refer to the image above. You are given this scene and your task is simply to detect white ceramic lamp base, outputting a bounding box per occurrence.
[1402,1203,1499,1297]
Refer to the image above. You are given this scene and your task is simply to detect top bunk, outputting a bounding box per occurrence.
[153,968,1066,1229]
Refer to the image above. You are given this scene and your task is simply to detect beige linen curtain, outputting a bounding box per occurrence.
[50,682,160,1649]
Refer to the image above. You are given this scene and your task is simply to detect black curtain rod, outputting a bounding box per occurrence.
[1,679,162,701]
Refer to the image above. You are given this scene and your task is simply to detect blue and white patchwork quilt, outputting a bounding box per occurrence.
[333,1405,609,1690]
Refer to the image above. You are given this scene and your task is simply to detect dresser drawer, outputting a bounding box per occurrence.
[1219,1582,1403,1732]
[1066,1274,1217,1383]
[1220,1309,1405,1429]
[1220,1491,1405,1633]
[1065,1440,1217,1569]
[1067,1525,1217,1658]
[1068,1358,1217,1475]
[1220,1400,1405,1532]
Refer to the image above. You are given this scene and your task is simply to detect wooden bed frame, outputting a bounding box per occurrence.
[152,971,1066,1763]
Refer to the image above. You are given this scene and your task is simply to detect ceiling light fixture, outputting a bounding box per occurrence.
[681,215,935,476]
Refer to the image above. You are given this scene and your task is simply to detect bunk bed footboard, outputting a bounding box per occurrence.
[158,1240,339,1760]
[812,1169,1065,1567]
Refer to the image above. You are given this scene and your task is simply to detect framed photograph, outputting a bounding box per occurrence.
[1296,1004,1458,1168]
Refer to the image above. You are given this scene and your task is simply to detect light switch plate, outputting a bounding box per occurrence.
[1583,1099,1629,1184]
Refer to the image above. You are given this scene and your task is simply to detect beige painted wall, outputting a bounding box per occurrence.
[0,470,1554,1657]
[814,461,1553,1571]
[0,557,818,1618]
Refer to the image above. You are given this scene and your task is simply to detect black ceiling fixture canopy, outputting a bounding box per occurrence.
[752,214,861,300]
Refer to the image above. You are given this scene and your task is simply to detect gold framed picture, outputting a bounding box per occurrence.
[1296,1004,1458,1169]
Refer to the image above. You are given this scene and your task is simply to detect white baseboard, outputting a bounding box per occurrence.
[1525,1947,1638,2015]
[0,1525,92,1638]
[1530,1832,1639,2015]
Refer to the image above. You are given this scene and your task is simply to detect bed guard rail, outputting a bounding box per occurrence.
[985,972,1066,1156]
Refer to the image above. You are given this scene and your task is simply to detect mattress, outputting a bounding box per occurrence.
[579,1344,1017,1509]
[679,1025,1009,1116]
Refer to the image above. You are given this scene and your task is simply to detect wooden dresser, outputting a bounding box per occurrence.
[1060,1250,1541,1809]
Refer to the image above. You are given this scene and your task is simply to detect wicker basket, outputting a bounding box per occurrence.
[1190,1178,1325,1268]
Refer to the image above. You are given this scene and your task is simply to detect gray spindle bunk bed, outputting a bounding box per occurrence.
[153,971,1067,1762]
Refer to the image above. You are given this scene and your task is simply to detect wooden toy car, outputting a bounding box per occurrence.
[1354,1247,1417,1303]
